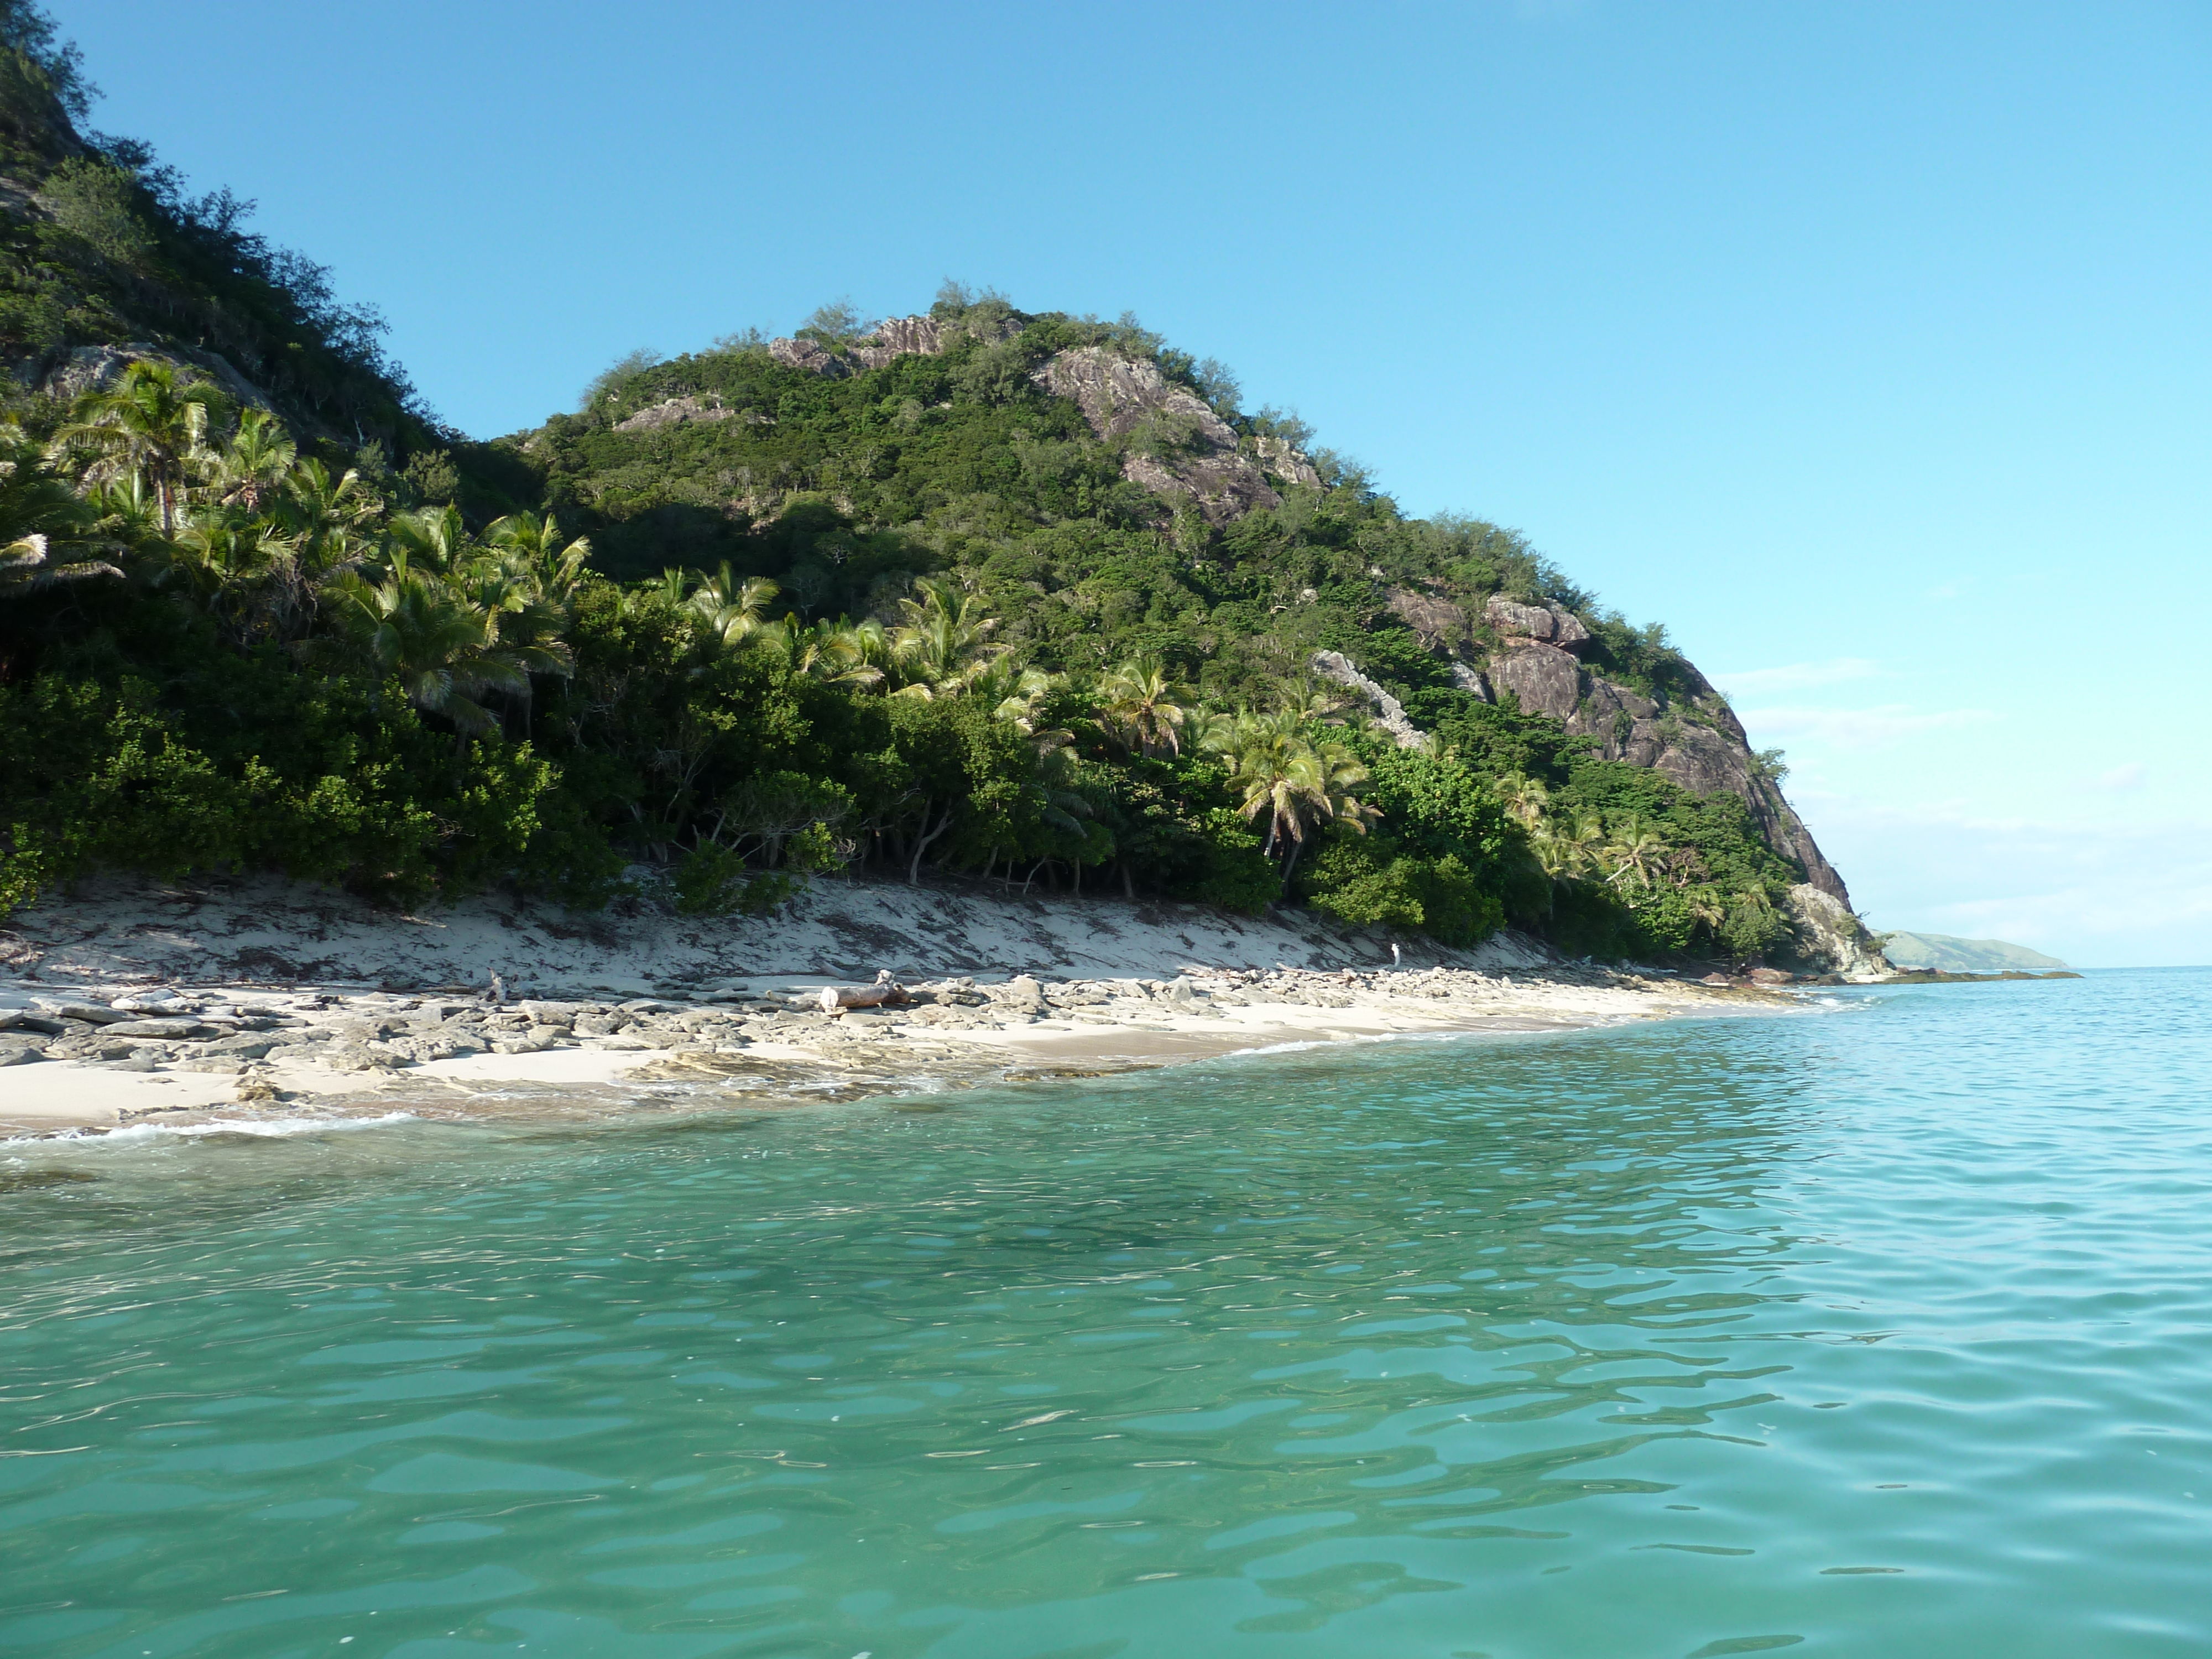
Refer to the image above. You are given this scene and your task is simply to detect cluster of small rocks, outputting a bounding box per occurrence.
[0,962,1726,1118]
[0,987,848,1083]
[879,974,1304,1026]
[1,989,295,1076]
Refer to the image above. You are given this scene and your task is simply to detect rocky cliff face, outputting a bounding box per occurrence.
[612,393,739,434]
[760,314,1000,379]
[1473,594,1853,907]
[1458,596,1882,974]
[1307,582,1879,973]
[763,315,951,378]
[29,341,275,415]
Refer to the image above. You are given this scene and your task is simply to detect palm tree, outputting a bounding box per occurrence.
[279,456,381,575]
[172,507,296,586]
[1531,815,1603,894]
[53,361,229,534]
[686,562,780,648]
[1500,773,1551,829]
[1274,677,1349,726]
[967,658,1063,736]
[784,615,887,686]
[1687,888,1727,937]
[1312,739,1382,836]
[485,510,592,609]
[386,503,472,575]
[80,471,163,549]
[0,530,123,597]
[1220,709,1379,893]
[1603,821,1667,899]
[320,552,569,736]
[887,577,1008,697]
[1099,654,1187,758]
[1182,706,1239,757]
[1559,816,1606,876]
[0,426,111,598]
[206,408,297,514]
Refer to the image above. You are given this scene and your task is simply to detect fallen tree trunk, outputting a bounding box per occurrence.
[816,969,910,1012]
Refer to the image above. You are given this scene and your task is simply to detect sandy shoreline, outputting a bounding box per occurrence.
[0,874,1800,1140]
[0,962,1783,1139]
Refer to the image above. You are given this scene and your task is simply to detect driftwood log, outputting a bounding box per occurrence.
[817,970,911,1013]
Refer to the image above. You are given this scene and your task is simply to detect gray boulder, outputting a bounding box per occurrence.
[613,395,735,434]
[1488,644,1583,722]
[849,316,946,368]
[1484,594,1591,650]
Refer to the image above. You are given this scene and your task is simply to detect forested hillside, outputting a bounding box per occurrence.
[0,8,1879,973]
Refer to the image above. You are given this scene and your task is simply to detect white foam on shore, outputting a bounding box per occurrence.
[5,1111,421,1148]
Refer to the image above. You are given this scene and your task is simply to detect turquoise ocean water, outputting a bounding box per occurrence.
[4,969,2209,1657]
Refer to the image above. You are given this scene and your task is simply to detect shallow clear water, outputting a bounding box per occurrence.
[5,970,2210,1658]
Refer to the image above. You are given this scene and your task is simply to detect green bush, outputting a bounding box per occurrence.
[0,668,575,918]
[1305,831,1505,948]
[671,843,805,916]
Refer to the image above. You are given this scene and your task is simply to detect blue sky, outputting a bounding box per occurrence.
[53,2,2212,966]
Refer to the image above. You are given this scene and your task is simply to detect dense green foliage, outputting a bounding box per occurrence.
[0,10,1806,964]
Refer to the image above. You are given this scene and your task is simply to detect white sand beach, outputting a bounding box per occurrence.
[0,873,1782,1137]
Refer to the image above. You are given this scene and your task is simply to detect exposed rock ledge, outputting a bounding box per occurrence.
[1310,650,1426,749]
[1782,884,1891,980]
[1033,347,1286,525]
[22,341,275,413]
[613,394,740,434]
[761,315,985,378]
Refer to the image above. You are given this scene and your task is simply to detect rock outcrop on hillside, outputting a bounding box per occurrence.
[758,314,995,379]
[1781,885,1890,979]
[852,316,945,367]
[1470,595,1854,907]
[1313,594,1869,965]
[613,394,740,434]
[1033,347,1289,525]
[1310,651,1425,749]
[28,341,275,414]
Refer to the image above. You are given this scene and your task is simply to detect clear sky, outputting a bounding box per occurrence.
[50,1,2212,967]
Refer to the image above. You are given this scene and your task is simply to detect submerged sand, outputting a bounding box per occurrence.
[0,874,1786,1138]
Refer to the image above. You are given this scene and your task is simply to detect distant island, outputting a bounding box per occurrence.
[1881,933,2068,973]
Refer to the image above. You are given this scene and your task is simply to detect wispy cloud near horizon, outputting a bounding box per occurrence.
[1782,790,2212,967]
[1710,658,1883,695]
[1733,703,1998,752]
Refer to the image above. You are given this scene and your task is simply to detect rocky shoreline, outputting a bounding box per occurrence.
[0,962,1784,1138]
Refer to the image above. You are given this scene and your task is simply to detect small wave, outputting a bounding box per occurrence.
[1223,1038,1340,1058]
[6,1111,421,1148]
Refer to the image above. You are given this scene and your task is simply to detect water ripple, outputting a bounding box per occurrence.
[2,970,2208,1656]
